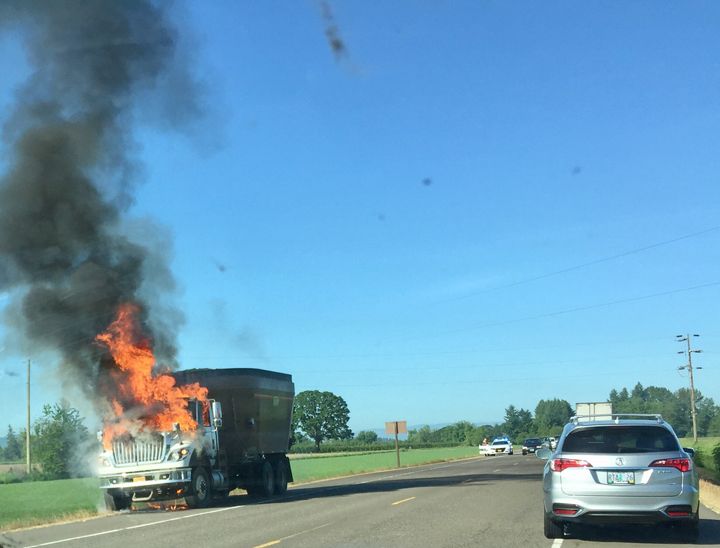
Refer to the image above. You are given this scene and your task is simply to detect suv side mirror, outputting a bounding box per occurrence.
[536,447,552,460]
[683,447,695,459]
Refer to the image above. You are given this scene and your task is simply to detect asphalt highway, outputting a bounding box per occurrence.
[2,455,719,547]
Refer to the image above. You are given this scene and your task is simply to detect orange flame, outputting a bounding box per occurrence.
[96,303,207,447]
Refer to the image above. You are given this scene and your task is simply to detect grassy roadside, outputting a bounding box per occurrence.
[680,436,719,482]
[289,446,479,482]
[0,477,101,531]
[0,446,480,531]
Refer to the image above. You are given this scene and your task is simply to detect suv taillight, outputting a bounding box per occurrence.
[649,458,691,472]
[550,458,592,472]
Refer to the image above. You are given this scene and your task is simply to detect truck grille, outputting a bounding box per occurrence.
[112,435,165,465]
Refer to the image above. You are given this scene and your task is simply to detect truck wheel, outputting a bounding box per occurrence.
[544,512,564,539]
[274,459,288,495]
[260,461,275,497]
[104,492,131,511]
[186,467,212,508]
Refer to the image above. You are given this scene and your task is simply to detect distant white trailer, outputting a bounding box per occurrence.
[575,402,613,421]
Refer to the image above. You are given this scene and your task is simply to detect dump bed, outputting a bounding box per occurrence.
[173,368,294,465]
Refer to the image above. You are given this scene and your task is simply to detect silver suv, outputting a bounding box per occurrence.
[537,414,699,541]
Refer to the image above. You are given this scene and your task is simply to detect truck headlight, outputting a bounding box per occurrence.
[169,448,189,461]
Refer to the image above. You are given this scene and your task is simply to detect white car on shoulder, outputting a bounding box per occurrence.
[480,437,513,456]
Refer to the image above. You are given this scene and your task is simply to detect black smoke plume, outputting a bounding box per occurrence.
[0,1,198,408]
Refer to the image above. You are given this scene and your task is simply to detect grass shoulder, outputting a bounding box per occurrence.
[0,477,101,531]
[679,436,720,483]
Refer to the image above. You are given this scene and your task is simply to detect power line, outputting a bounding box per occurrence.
[424,280,720,338]
[178,333,680,362]
[433,225,720,304]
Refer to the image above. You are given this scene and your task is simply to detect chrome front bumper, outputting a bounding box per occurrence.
[99,467,192,490]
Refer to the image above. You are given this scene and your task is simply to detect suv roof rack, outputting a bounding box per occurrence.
[570,413,664,424]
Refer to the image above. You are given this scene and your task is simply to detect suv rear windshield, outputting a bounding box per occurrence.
[524,439,541,445]
[562,425,679,454]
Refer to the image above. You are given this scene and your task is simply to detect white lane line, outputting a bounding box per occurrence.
[24,505,241,548]
[513,462,519,466]
[551,538,563,547]
[493,469,501,473]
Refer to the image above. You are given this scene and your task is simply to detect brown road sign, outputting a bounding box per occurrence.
[385,421,407,435]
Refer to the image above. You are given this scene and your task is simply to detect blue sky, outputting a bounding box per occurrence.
[1,1,719,434]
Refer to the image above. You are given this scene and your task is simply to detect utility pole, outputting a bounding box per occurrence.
[26,359,31,474]
[676,334,702,442]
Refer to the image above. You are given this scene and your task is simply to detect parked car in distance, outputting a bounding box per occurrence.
[541,436,557,450]
[480,437,513,456]
[537,414,700,541]
[522,438,543,455]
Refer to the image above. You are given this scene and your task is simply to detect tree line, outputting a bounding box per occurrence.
[610,382,720,437]
[3,382,718,480]
[407,398,573,446]
[407,383,720,445]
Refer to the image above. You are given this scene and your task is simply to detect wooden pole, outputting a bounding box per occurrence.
[394,422,400,468]
[26,359,31,474]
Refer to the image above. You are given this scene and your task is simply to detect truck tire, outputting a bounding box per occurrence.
[186,467,212,508]
[104,492,131,511]
[259,461,275,497]
[543,512,563,539]
[274,459,289,495]
[246,461,275,498]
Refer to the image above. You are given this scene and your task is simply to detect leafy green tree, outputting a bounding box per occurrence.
[503,405,533,440]
[707,413,720,436]
[408,425,434,444]
[292,391,353,451]
[608,383,720,437]
[355,430,378,444]
[610,387,630,408]
[534,399,572,434]
[33,401,90,479]
[695,394,717,437]
[4,425,22,461]
[407,422,489,446]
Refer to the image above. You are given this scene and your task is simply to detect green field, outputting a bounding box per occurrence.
[680,436,720,478]
[289,446,479,482]
[0,446,480,531]
[0,477,101,531]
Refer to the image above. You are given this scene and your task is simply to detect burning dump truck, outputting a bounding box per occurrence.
[98,367,295,510]
[0,0,297,513]
[94,304,294,510]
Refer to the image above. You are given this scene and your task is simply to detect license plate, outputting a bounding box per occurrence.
[495,449,503,453]
[133,476,146,483]
[608,471,635,485]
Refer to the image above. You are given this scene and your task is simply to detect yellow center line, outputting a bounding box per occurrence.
[252,522,332,548]
[391,496,416,506]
